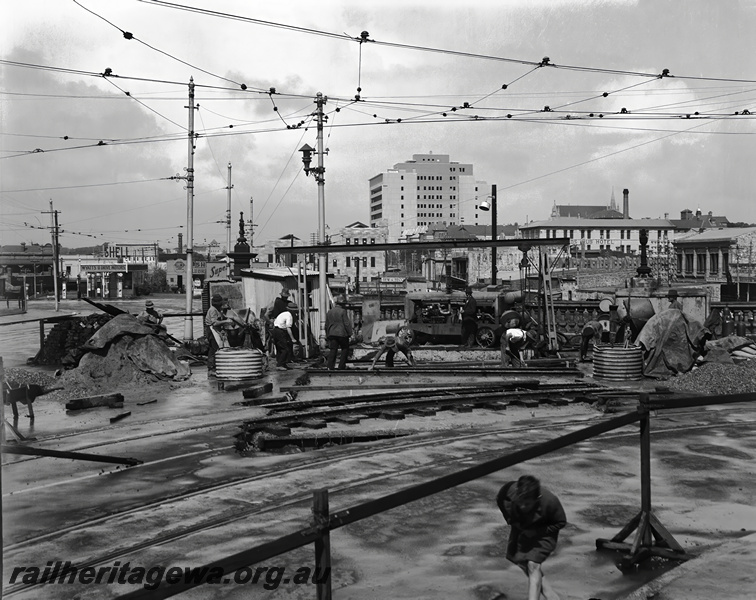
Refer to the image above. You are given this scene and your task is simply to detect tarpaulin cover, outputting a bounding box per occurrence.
[83,313,155,349]
[636,308,706,378]
[125,335,191,380]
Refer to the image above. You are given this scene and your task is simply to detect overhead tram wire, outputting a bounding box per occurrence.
[138,0,756,85]
[101,77,187,131]
[73,0,261,93]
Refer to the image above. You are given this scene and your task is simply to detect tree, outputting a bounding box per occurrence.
[146,265,168,292]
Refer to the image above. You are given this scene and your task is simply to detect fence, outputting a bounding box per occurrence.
[115,391,755,599]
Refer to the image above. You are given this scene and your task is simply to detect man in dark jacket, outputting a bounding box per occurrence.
[497,475,566,600]
[461,286,478,347]
[325,295,353,370]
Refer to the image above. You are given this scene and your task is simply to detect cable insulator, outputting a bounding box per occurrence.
[240,84,247,90]
[501,84,508,89]
[103,67,112,76]
[540,56,551,66]
[589,113,594,117]
[336,107,341,112]
[355,94,360,101]
[123,31,133,40]
[620,107,629,114]
[661,68,670,77]
[442,113,447,117]
[269,87,276,94]
[507,114,512,118]
[602,92,609,97]
[543,106,551,112]
[360,30,370,41]
[357,87,362,92]
[463,102,470,108]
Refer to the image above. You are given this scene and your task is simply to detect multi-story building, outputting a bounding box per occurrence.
[674,227,756,301]
[332,221,388,293]
[369,152,488,242]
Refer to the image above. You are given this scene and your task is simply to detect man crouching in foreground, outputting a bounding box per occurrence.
[497,474,566,600]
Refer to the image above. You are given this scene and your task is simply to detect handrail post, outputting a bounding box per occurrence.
[313,489,332,600]
[638,393,652,547]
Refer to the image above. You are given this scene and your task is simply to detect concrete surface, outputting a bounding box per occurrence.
[2,298,755,599]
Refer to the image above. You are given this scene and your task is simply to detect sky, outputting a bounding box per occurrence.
[2,0,755,252]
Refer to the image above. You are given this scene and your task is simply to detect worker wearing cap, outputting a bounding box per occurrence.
[369,335,416,370]
[325,295,353,370]
[137,299,163,326]
[667,289,683,311]
[137,299,168,340]
[580,319,604,362]
[205,294,233,374]
[272,301,298,370]
[461,286,478,347]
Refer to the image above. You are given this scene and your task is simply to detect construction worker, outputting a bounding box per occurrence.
[461,286,478,347]
[325,295,353,370]
[500,313,527,368]
[580,319,605,362]
[369,335,416,370]
[667,289,683,311]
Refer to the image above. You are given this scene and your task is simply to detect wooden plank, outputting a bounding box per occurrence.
[241,382,274,399]
[65,393,124,411]
[410,407,437,417]
[109,411,131,423]
[380,410,405,420]
[262,425,292,437]
[453,404,474,413]
[332,415,364,425]
[1,444,141,466]
[299,419,328,429]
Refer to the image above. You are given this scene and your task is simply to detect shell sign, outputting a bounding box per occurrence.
[174,259,186,272]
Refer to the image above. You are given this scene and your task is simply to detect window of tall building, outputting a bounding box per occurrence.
[345,238,350,244]
[587,230,592,239]
[620,230,625,239]
[346,257,351,267]
[332,259,338,268]
[370,257,376,267]
[362,238,368,245]
[362,258,367,267]
[371,238,375,244]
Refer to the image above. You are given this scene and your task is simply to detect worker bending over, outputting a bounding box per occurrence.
[580,319,604,362]
[369,335,416,370]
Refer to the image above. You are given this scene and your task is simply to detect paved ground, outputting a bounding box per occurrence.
[2,300,755,599]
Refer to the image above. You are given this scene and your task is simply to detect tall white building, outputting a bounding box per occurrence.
[369,153,488,242]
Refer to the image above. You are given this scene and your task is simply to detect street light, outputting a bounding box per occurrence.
[479,183,497,285]
[297,93,329,350]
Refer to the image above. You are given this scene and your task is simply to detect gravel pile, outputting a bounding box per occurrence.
[4,367,58,388]
[668,358,756,395]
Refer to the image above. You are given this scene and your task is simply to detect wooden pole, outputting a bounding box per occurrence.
[313,489,332,600]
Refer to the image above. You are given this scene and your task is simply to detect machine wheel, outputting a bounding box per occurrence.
[397,326,415,346]
[476,326,496,348]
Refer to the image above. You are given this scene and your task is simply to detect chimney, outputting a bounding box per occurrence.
[696,207,702,218]
[177,233,183,254]
[664,213,669,219]
[622,188,629,219]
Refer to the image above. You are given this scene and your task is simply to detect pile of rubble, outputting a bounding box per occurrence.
[669,358,756,395]
[33,313,112,365]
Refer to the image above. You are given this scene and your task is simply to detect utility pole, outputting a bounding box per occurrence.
[44,201,60,311]
[226,162,232,279]
[315,93,328,349]
[491,184,497,286]
[184,77,197,340]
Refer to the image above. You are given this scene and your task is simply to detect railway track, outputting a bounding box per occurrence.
[5,404,754,599]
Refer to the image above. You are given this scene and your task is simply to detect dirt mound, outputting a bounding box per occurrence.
[668,359,756,395]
